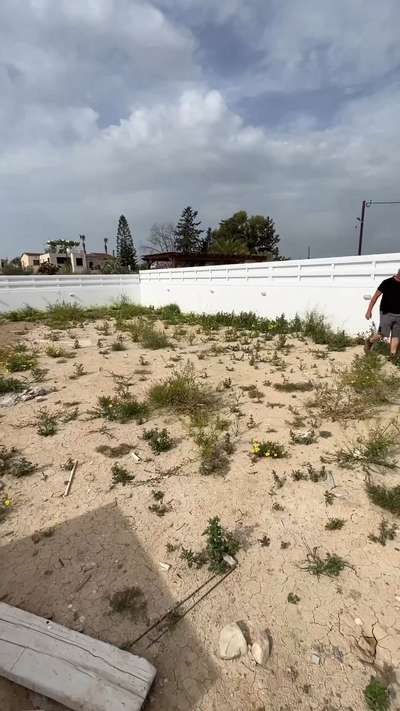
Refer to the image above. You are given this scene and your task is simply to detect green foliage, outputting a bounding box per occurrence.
[366,482,400,515]
[143,427,174,454]
[341,353,399,402]
[325,518,345,530]
[364,677,390,710]
[109,586,147,620]
[96,443,132,457]
[69,363,86,379]
[0,446,36,478]
[0,375,25,393]
[47,239,79,253]
[302,548,352,578]
[203,516,240,573]
[368,519,397,545]
[1,344,37,372]
[116,214,138,271]
[46,301,87,328]
[211,210,281,257]
[4,305,40,322]
[287,593,300,604]
[36,408,58,436]
[174,206,203,253]
[149,362,219,416]
[274,380,313,392]
[148,489,171,516]
[335,422,399,470]
[180,547,208,568]
[45,344,74,358]
[194,428,233,475]
[111,462,135,486]
[96,392,148,423]
[301,311,353,350]
[310,381,371,421]
[110,335,126,351]
[251,438,287,459]
[141,325,169,349]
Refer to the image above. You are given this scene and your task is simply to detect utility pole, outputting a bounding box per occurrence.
[307,245,311,259]
[357,200,366,256]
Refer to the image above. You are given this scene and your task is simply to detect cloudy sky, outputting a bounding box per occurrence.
[1,0,400,260]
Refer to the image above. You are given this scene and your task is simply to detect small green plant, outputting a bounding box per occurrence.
[141,325,169,349]
[180,516,239,573]
[241,384,264,401]
[273,471,286,489]
[31,366,48,382]
[195,428,233,475]
[290,429,316,445]
[325,518,345,530]
[45,344,74,359]
[366,481,400,515]
[95,384,148,424]
[73,338,80,349]
[274,381,313,392]
[341,352,399,402]
[149,362,219,416]
[111,462,135,486]
[364,676,390,710]
[324,490,335,505]
[368,519,397,545]
[272,502,284,511]
[36,408,58,436]
[180,547,208,569]
[251,438,287,460]
[310,382,372,421]
[287,592,300,604]
[0,496,13,523]
[302,548,352,578]
[0,375,25,394]
[0,446,36,478]
[109,586,147,621]
[334,422,399,470]
[69,362,86,379]
[96,443,132,457]
[143,427,174,454]
[1,344,37,372]
[148,489,171,516]
[62,406,79,423]
[111,336,126,351]
[291,468,309,481]
[307,463,328,482]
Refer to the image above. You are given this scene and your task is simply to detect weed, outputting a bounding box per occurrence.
[324,490,335,505]
[180,547,208,568]
[141,325,169,349]
[97,321,111,335]
[95,389,148,424]
[36,408,58,436]
[310,382,371,421]
[148,490,171,516]
[73,338,80,349]
[273,471,286,489]
[364,676,390,711]
[203,516,239,573]
[31,367,48,382]
[0,375,25,394]
[109,586,147,621]
[69,362,86,379]
[246,414,256,429]
[275,381,313,393]
[0,345,37,372]
[111,336,126,351]
[61,457,74,470]
[325,518,345,530]
[281,540,290,549]
[241,384,264,401]
[0,496,12,523]
[258,535,271,547]
[366,482,400,515]
[143,427,174,454]
[307,463,328,482]
[166,542,179,553]
[288,593,300,604]
[194,428,233,476]
[251,438,288,460]
[334,422,399,470]
[45,344,74,359]
[301,311,353,350]
[290,429,316,445]
[272,502,284,511]
[368,519,397,545]
[62,407,79,423]
[96,443,132,457]
[149,362,219,416]
[341,352,399,402]
[291,468,309,481]
[111,462,135,486]
[302,548,352,578]
[0,446,36,478]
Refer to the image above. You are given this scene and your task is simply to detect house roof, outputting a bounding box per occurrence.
[21,252,42,256]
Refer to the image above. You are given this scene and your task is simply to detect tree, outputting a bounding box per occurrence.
[200,227,212,254]
[174,206,203,253]
[116,215,138,271]
[211,211,281,258]
[145,222,176,253]
[46,239,80,253]
[38,261,58,274]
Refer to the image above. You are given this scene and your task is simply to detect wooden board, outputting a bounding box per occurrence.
[0,603,156,711]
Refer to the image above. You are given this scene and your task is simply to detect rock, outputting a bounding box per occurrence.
[311,653,321,665]
[251,631,271,666]
[219,622,247,660]
[222,554,237,568]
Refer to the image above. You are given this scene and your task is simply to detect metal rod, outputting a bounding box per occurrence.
[357,200,366,256]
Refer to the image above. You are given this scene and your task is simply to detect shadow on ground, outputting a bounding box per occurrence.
[0,503,217,710]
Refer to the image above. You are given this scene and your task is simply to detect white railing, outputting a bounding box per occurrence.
[1,253,399,333]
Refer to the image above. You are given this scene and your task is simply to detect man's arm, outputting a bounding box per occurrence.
[365,289,382,320]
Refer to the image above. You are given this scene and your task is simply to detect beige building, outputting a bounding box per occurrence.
[39,248,110,273]
[21,252,42,272]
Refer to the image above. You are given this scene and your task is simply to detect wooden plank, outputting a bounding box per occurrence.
[0,603,156,711]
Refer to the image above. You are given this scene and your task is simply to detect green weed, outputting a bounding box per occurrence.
[111,336,126,351]
[45,344,74,359]
[364,676,390,710]
[0,446,36,478]
[149,362,219,416]
[287,592,300,604]
[148,490,171,516]
[368,519,397,545]
[0,375,25,394]
[334,423,399,470]
[69,362,86,379]
[366,482,400,516]
[36,408,58,436]
[111,462,135,486]
[194,428,233,476]
[302,548,352,578]
[109,586,147,621]
[0,344,37,372]
[143,427,174,454]
[251,438,287,460]
[95,383,148,424]
[274,381,313,392]
[325,518,345,530]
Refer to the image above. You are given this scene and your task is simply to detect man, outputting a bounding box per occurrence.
[365,268,400,356]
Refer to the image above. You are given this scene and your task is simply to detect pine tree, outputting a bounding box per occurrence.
[174,206,203,253]
[116,215,138,271]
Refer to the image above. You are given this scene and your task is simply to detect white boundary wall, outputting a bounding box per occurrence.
[0,274,140,313]
[1,253,399,334]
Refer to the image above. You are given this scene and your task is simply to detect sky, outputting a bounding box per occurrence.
[1,0,400,260]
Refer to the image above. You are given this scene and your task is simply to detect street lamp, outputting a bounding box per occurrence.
[356,200,400,255]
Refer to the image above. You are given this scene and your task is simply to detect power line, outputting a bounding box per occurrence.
[356,199,400,255]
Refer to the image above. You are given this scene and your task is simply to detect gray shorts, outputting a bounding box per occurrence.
[379,312,400,338]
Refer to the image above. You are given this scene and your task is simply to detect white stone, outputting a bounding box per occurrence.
[219,623,247,660]
[311,653,321,665]
[251,631,271,666]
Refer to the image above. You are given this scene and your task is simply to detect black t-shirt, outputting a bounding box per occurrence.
[378,277,400,314]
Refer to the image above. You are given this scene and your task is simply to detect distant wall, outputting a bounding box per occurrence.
[0,274,140,312]
[140,253,400,334]
[1,254,400,334]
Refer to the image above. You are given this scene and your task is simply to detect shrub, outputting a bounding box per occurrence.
[195,428,233,475]
[364,677,390,711]
[36,408,58,436]
[141,325,169,349]
[301,548,352,577]
[368,519,397,545]
[143,427,174,454]
[148,362,219,415]
[0,375,25,394]
[96,393,148,424]
[0,446,36,478]
[325,518,345,530]
[274,381,313,392]
[341,353,400,402]
[111,462,135,486]
[0,344,37,372]
[334,422,399,470]
[45,344,74,359]
[250,438,287,459]
[366,482,400,515]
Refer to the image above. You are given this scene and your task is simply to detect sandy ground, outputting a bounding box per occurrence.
[0,318,399,711]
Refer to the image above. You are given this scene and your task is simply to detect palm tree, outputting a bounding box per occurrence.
[79,234,86,255]
[104,237,108,254]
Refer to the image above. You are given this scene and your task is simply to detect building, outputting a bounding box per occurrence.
[141,251,273,269]
[86,252,111,271]
[21,252,42,272]
[39,248,110,273]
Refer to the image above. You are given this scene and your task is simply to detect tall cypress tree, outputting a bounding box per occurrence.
[116,215,138,271]
[174,206,203,253]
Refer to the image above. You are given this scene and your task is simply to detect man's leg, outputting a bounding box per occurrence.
[390,337,400,355]
[364,332,382,353]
